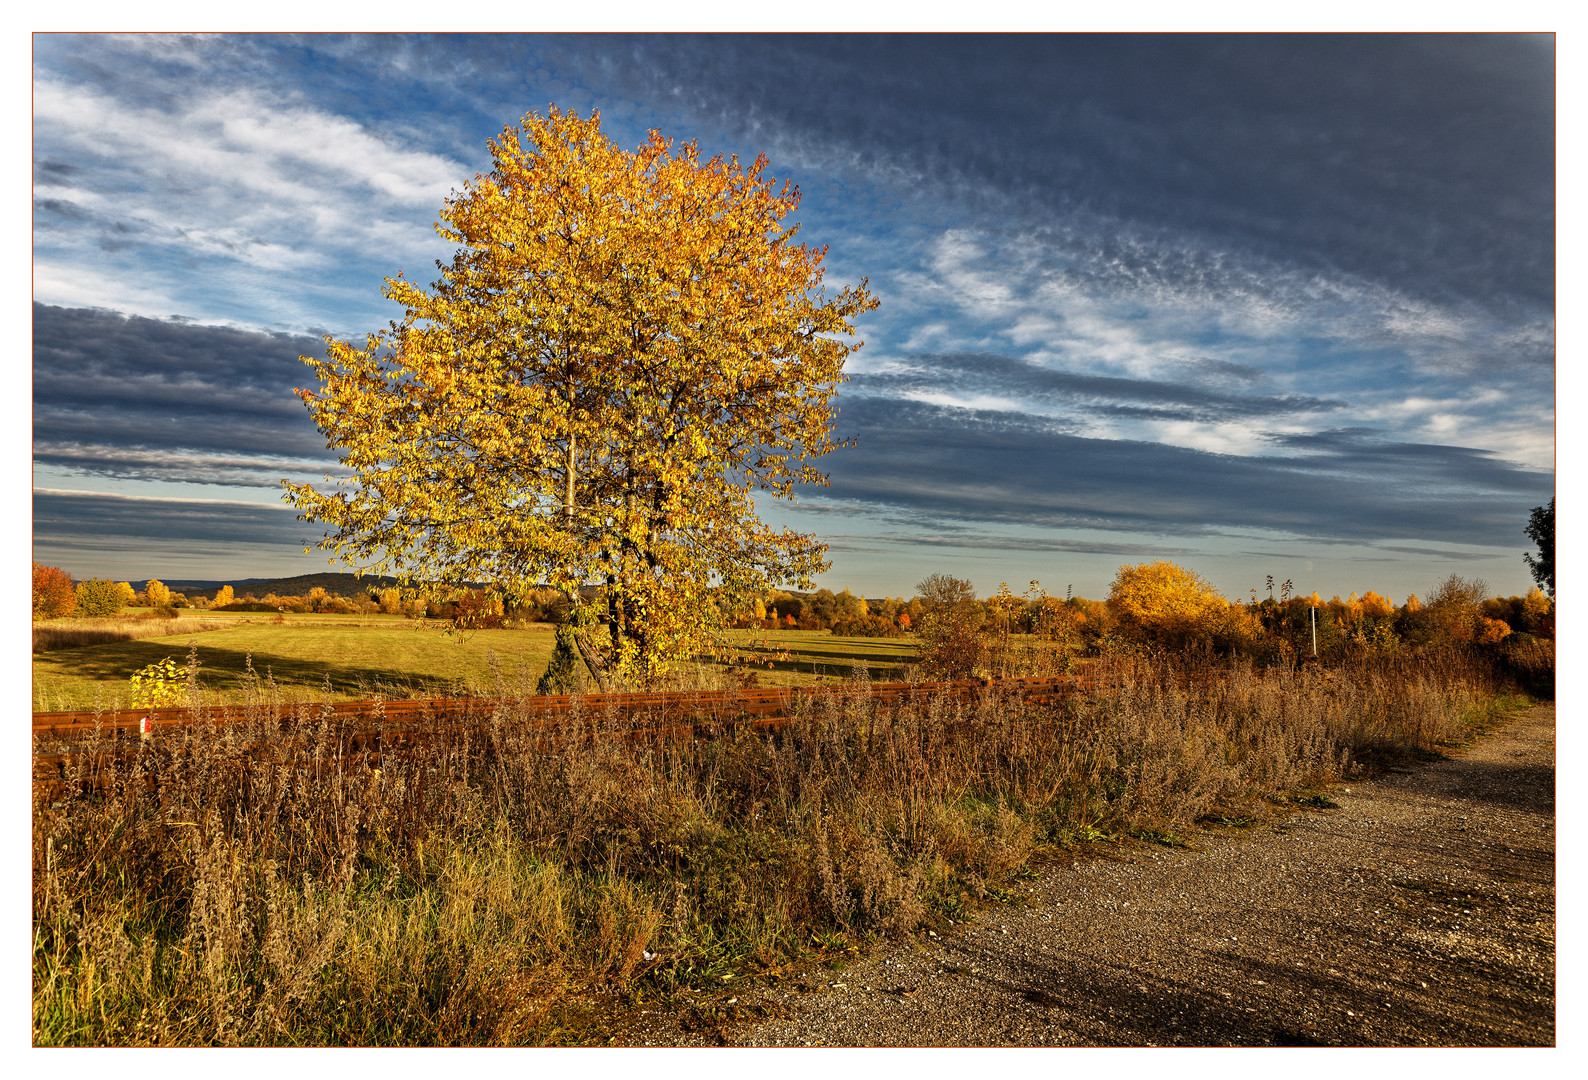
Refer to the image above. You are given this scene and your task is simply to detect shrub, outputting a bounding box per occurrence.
[127,656,187,709]
[33,563,75,619]
[1106,561,1229,651]
[914,573,987,677]
[73,578,125,618]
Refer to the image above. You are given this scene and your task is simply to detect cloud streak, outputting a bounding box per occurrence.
[850,352,1345,426]
[824,398,1551,550]
[33,303,334,486]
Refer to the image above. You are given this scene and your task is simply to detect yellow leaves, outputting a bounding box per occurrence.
[129,656,186,709]
[283,104,876,684]
[1106,561,1229,648]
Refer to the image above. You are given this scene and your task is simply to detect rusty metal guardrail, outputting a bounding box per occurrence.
[33,673,1111,800]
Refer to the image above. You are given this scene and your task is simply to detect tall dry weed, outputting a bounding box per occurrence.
[34,616,238,653]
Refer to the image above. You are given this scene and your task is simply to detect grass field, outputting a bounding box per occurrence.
[30,616,922,711]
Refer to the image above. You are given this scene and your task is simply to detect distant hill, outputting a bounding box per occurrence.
[130,573,403,600]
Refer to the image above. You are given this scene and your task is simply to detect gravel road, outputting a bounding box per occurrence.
[618,703,1555,1047]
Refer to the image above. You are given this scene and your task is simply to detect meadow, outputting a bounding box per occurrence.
[31,612,919,712]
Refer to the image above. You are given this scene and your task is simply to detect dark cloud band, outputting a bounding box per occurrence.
[826,397,1552,549]
[33,302,334,475]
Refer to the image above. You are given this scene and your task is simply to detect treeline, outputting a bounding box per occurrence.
[33,561,1556,678]
[900,563,1554,680]
[202,583,569,627]
[727,587,920,637]
[30,563,565,627]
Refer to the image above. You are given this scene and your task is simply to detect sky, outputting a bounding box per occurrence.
[29,31,1557,603]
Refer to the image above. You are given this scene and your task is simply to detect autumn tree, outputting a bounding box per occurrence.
[1107,561,1230,651]
[73,578,125,617]
[33,562,75,619]
[914,573,987,677]
[144,579,172,609]
[1521,586,1554,637]
[213,584,235,608]
[286,107,876,686]
[1422,573,1490,645]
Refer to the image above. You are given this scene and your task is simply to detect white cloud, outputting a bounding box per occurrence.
[856,220,1553,473]
[899,390,1029,414]
[33,74,469,278]
[1143,421,1275,458]
[31,262,186,320]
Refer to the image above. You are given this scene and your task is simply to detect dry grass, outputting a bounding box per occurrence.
[34,616,240,653]
[33,646,1522,1045]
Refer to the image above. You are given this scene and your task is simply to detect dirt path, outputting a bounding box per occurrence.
[620,704,1556,1047]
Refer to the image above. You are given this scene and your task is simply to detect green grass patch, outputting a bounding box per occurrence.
[33,623,922,712]
[1291,792,1340,809]
[32,617,559,710]
[721,630,919,685]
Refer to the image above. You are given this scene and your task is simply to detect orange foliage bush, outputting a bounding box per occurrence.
[33,562,75,620]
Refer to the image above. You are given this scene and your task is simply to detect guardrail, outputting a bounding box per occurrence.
[33,674,1111,800]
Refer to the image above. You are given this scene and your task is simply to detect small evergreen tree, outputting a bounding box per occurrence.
[536,623,583,695]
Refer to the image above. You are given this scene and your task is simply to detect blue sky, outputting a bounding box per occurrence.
[30,32,1556,602]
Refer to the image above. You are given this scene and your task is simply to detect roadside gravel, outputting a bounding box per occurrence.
[616,703,1556,1047]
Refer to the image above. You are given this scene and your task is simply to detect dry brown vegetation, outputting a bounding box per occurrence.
[33,646,1539,1045]
[33,615,240,653]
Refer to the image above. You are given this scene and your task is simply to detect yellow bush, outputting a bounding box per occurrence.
[129,656,186,709]
[1107,561,1229,649]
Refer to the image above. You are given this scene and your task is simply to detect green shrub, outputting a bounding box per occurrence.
[72,578,124,617]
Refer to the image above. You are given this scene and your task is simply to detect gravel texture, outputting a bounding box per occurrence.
[616,704,1555,1047]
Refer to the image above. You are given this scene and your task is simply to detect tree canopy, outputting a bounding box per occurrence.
[285,107,877,685]
[1106,561,1231,649]
[33,562,75,619]
[1524,497,1554,598]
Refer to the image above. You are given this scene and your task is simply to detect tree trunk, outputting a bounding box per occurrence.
[571,623,613,692]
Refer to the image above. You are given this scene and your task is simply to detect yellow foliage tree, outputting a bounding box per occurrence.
[212,584,235,608]
[1522,586,1551,628]
[1106,561,1229,649]
[1359,590,1396,619]
[144,579,171,608]
[286,107,876,686]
